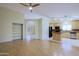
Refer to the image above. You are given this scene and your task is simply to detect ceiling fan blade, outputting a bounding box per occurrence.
[20,3,29,7]
[32,4,40,7]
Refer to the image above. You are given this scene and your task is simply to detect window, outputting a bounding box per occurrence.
[62,22,72,31]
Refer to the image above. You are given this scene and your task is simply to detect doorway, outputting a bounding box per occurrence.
[12,23,23,40]
[25,21,36,40]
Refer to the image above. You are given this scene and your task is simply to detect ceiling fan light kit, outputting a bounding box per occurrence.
[29,7,32,12]
[20,3,40,12]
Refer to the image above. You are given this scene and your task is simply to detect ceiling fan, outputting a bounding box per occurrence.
[20,3,40,12]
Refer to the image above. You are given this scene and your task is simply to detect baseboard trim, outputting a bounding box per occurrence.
[0,39,13,43]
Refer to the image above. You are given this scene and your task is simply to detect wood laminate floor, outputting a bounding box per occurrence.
[0,39,79,56]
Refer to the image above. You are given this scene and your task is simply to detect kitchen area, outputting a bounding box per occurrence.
[49,19,79,40]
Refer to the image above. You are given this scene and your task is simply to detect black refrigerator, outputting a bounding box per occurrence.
[49,27,52,38]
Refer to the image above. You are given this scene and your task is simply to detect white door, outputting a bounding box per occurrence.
[26,21,36,40]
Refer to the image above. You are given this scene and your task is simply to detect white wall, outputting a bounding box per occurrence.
[0,7,25,42]
[42,18,49,40]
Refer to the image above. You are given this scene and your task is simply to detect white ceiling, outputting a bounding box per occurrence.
[0,3,79,20]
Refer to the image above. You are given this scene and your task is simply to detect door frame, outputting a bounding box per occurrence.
[12,23,23,40]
